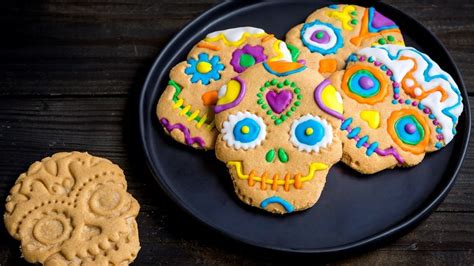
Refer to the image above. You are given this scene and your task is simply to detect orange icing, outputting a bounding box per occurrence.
[387,109,430,154]
[197,42,221,51]
[201,90,218,106]
[266,61,304,73]
[341,64,389,104]
[350,9,401,46]
[319,58,338,73]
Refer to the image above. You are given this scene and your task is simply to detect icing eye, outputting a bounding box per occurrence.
[342,64,388,104]
[222,112,266,150]
[300,20,343,55]
[387,109,430,154]
[290,115,333,152]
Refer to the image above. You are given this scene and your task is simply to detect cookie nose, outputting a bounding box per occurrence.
[265,148,288,163]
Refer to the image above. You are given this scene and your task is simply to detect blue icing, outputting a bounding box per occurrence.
[184,53,224,85]
[341,118,352,130]
[328,4,339,9]
[300,20,344,55]
[347,127,360,139]
[356,135,369,148]
[367,7,399,33]
[376,46,463,134]
[233,118,260,143]
[295,119,325,145]
[366,142,379,156]
[348,70,381,98]
[260,196,294,213]
[394,115,424,145]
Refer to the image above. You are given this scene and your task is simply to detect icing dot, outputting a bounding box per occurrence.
[241,125,250,134]
[378,38,386,45]
[398,99,404,103]
[305,127,314,136]
[359,76,374,89]
[412,101,418,106]
[368,56,375,63]
[374,61,381,66]
[387,35,395,42]
[350,11,357,16]
[405,99,411,104]
[197,62,212,73]
[394,87,400,93]
[392,99,398,104]
[393,81,399,88]
[437,134,444,140]
[433,119,439,125]
[405,78,415,87]
[394,94,400,99]
[423,108,430,114]
[429,114,435,119]
[239,53,256,68]
[435,142,442,149]
[386,70,393,76]
[359,56,366,61]
[311,30,330,44]
[351,19,358,25]
[405,123,416,134]
[414,87,422,96]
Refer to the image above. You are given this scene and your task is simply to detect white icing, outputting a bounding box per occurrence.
[356,45,463,144]
[218,84,227,98]
[206,27,265,42]
[222,111,266,150]
[336,91,343,104]
[405,78,414,87]
[414,87,422,96]
[289,114,333,153]
[302,24,338,50]
[278,41,293,62]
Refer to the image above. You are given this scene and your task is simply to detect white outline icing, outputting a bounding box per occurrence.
[302,24,338,51]
[289,114,333,153]
[206,27,265,42]
[222,111,266,150]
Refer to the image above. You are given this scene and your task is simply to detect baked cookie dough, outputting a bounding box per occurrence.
[4,152,140,265]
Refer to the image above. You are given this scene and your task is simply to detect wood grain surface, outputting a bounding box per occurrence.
[0,0,472,265]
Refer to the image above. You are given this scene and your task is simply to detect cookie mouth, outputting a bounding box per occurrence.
[226,161,328,191]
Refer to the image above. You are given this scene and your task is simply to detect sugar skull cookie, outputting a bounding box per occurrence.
[286,4,404,76]
[157,27,299,150]
[328,45,463,174]
[214,61,344,214]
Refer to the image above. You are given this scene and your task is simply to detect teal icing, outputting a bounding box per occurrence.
[260,196,294,213]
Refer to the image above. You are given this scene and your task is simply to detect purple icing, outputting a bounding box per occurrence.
[314,79,344,120]
[358,76,374,89]
[266,90,293,114]
[352,134,405,163]
[371,8,396,28]
[230,44,267,73]
[310,30,330,44]
[160,118,205,148]
[405,123,416,134]
[214,76,247,113]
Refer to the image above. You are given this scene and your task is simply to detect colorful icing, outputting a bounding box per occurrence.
[290,115,333,153]
[215,76,246,113]
[258,78,302,125]
[168,80,214,129]
[269,40,293,62]
[266,90,293,114]
[387,109,430,154]
[262,61,306,77]
[260,196,294,213]
[368,7,397,32]
[326,5,358,30]
[360,110,380,129]
[230,44,267,73]
[277,148,289,163]
[222,112,266,150]
[350,8,402,46]
[201,90,218,106]
[319,58,338,73]
[356,45,463,145]
[205,27,267,47]
[342,64,388,104]
[160,118,206,148]
[301,20,344,55]
[227,161,328,190]
[265,149,275,163]
[185,53,224,85]
[314,79,344,120]
[286,43,301,62]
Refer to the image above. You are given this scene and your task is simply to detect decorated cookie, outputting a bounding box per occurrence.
[157,27,299,150]
[328,45,463,174]
[286,4,404,76]
[214,61,343,214]
[4,152,140,265]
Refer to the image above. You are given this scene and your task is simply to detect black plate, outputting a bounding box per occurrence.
[138,1,471,253]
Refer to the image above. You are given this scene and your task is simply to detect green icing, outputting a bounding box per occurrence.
[239,53,255,68]
[286,43,301,62]
[265,149,275,163]
[278,148,289,163]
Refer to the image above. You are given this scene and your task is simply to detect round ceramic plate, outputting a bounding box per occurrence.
[138,1,470,253]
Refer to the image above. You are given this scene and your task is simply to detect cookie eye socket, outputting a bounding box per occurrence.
[222,112,266,150]
[387,109,430,154]
[342,64,389,104]
[290,115,333,152]
[300,20,343,55]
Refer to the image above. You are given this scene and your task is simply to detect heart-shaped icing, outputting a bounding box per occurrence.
[266,90,293,114]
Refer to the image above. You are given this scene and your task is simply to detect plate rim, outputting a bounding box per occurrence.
[138,0,471,254]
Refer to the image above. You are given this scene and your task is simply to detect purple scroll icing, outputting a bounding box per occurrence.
[314,79,344,120]
[160,118,205,148]
[214,76,247,114]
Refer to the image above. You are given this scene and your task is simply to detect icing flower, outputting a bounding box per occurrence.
[230,44,267,73]
[185,53,225,85]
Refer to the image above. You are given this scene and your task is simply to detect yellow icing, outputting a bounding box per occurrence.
[321,84,343,114]
[326,5,357,31]
[197,61,212,73]
[241,126,250,134]
[204,32,267,47]
[305,128,314,136]
[216,80,241,106]
[360,110,381,129]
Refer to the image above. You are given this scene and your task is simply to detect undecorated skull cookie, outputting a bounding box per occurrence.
[329,45,463,174]
[4,152,140,265]
[214,61,344,214]
[157,27,300,149]
[286,4,404,76]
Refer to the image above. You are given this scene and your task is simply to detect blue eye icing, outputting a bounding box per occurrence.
[233,118,261,143]
[290,114,333,153]
[294,120,325,145]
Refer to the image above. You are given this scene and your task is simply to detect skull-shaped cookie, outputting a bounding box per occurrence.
[214,61,343,214]
[157,27,299,150]
[4,152,140,265]
[329,45,464,174]
[286,4,404,76]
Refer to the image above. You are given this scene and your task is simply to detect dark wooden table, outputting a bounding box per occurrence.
[0,0,472,264]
